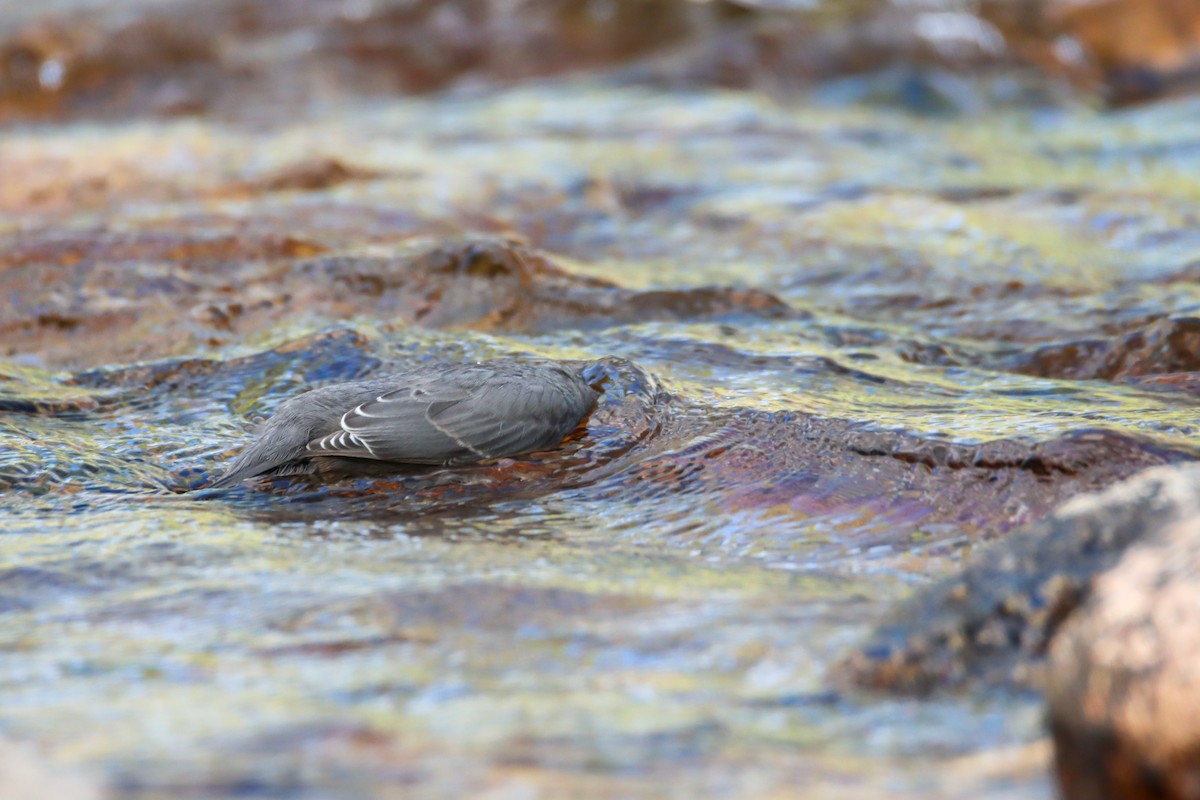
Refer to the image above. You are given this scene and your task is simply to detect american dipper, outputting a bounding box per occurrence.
[211,360,603,487]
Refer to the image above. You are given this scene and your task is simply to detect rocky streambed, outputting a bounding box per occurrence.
[2,1,1200,798]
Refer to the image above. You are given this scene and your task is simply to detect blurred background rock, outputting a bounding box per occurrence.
[3,0,1199,125]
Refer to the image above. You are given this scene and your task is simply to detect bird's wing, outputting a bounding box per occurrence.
[305,375,578,465]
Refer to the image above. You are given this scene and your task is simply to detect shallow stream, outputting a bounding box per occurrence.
[2,5,1200,796]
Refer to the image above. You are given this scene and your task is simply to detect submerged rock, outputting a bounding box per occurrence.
[1002,316,1200,385]
[0,232,795,369]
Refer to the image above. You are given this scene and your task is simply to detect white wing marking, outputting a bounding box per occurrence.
[346,397,391,419]
[426,412,490,459]
[303,411,377,456]
[340,409,378,455]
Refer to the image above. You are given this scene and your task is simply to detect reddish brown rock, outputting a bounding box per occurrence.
[1003,316,1200,383]
[0,0,708,123]
[0,232,795,368]
[1047,466,1200,800]
[1046,0,1200,105]
[211,158,389,197]
[641,0,1200,107]
[978,0,1200,104]
[4,0,1197,128]
[385,238,795,332]
[633,1,1037,110]
[0,13,219,122]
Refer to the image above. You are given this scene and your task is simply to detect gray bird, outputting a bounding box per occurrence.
[211,360,603,487]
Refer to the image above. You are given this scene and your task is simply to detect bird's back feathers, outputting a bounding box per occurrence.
[212,361,599,487]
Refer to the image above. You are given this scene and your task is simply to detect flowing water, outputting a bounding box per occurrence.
[3,4,1200,797]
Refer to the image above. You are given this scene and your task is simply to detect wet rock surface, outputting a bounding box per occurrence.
[0,233,796,366]
[1000,316,1200,384]
[3,1,1200,799]
[5,0,1198,122]
[841,464,1200,696]
[0,0,710,124]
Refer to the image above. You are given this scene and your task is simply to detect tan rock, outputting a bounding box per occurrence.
[0,738,103,800]
[1048,473,1200,799]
